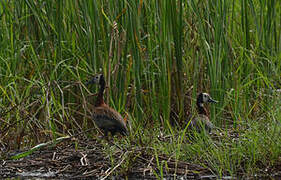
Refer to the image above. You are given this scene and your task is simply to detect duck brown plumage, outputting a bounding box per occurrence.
[87,74,128,136]
[189,93,218,133]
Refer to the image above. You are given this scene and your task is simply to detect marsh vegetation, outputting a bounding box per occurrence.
[0,0,280,179]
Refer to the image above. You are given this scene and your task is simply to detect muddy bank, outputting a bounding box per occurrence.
[0,137,213,179]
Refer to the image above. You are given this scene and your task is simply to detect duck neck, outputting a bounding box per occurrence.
[95,76,106,107]
[196,101,208,116]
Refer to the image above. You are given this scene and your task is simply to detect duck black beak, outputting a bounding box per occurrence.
[208,98,218,103]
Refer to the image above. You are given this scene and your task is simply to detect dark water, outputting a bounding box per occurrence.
[3,172,281,179]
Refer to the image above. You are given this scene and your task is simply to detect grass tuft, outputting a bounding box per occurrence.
[0,0,280,178]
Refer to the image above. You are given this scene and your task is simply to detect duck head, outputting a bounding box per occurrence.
[86,74,105,87]
[197,93,218,107]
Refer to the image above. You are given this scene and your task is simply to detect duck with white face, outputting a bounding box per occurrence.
[86,74,103,85]
[189,92,218,133]
[87,74,128,136]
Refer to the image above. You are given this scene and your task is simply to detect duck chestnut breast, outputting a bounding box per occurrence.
[87,74,128,136]
[190,92,218,133]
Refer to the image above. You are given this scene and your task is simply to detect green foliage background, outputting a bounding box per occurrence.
[0,0,280,177]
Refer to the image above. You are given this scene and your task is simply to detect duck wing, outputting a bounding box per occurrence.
[190,114,215,133]
[92,105,128,135]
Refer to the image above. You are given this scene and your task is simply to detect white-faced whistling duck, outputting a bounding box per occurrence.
[87,74,128,136]
[189,92,218,133]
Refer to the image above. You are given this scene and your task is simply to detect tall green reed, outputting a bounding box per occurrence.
[0,0,280,146]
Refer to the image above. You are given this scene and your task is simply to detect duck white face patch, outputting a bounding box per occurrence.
[202,93,210,103]
[93,74,102,84]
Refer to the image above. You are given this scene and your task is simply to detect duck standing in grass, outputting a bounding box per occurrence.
[87,74,128,136]
[189,93,218,133]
